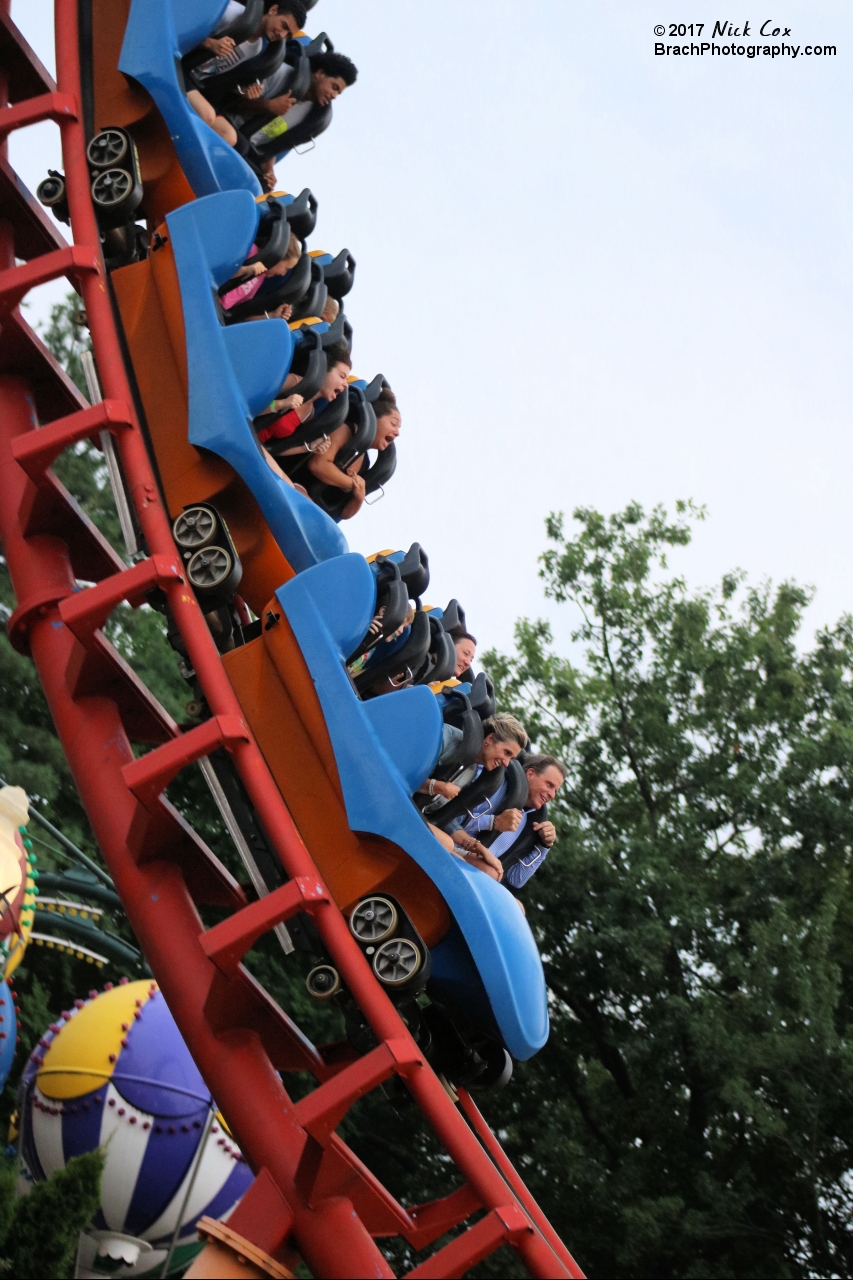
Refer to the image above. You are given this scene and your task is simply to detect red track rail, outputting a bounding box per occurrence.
[0,4,583,1276]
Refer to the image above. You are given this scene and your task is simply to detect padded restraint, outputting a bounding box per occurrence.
[431,762,508,832]
[467,672,497,720]
[355,608,432,696]
[201,30,288,106]
[182,0,264,73]
[413,616,457,687]
[434,691,484,780]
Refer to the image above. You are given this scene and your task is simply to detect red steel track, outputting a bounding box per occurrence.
[0,3,583,1276]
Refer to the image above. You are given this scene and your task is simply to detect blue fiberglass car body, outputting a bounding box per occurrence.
[277,555,549,1060]
[166,191,349,572]
[144,159,549,1059]
[119,0,263,199]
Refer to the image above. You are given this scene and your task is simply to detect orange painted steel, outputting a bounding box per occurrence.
[110,236,297,615]
[0,2,584,1275]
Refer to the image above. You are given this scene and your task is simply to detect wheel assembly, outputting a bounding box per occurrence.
[372,938,422,986]
[186,546,235,593]
[36,170,70,223]
[0,6,582,1275]
[87,128,130,168]
[173,506,218,551]
[91,168,134,211]
[306,964,341,1000]
[349,896,398,944]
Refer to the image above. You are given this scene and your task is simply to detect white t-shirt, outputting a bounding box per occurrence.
[196,34,263,80]
[214,1,245,34]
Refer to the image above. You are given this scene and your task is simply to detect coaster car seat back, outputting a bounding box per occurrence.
[478,760,532,848]
[395,542,430,600]
[119,0,262,198]
[435,692,484,779]
[247,197,292,269]
[284,326,328,402]
[337,388,377,465]
[290,260,328,321]
[363,374,388,403]
[320,310,348,347]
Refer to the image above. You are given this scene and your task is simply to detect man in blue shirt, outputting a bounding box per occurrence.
[461,754,567,890]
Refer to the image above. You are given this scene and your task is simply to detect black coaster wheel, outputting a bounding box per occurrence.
[306,964,342,1000]
[372,938,423,987]
[349,896,398,944]
[87,128,130,169]
[36,170,70,224]
[186,546,235,593]
[91,168,136,216]
[173,506,218,551]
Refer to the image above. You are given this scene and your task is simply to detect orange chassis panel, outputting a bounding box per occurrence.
[111,241,296,616]
[102,62,452,949]
[223,619,451,949]
[91,0,196,226]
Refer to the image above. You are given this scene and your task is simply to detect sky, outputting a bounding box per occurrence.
[9,1,853,661]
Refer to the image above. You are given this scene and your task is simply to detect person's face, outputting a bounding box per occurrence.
[374,409,401,451]
[480,734,521,771]
[526,765,564,808]
[454,638,476,677]
[268,253,298,276]
[321,361,351,400]
[311,71,348,106]
[262,8,299,40]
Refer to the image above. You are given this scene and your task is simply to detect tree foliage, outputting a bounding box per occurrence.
[482,501,853,1278]
[6,299,853,1277]
[0,1150,104,1278]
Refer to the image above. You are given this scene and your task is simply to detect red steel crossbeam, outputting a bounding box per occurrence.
[0,3,582,1276]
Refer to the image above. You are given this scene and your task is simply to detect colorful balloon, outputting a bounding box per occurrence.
[18,980,253,1277]
[0,980,17,1090]
[0,786,35,980]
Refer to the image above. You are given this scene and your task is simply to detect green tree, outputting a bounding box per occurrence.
[0,1149,104,1278]
[482,501,853,1279]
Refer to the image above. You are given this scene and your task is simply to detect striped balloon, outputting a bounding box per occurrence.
[18,980,253,1277]
[0,980,17,1090]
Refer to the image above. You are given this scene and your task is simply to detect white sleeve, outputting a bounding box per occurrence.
[214,1,246,34]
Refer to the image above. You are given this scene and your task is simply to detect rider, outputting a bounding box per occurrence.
[425,712,527,820]
[460,754,567,889]
[240,51,359,189]
[187,3,305,145]
[449,628,477,680]
[306,382,400,520]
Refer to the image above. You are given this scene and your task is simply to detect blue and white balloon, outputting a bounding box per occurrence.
[18,980,253,1277]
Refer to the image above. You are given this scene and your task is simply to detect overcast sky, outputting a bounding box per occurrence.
[10,1,853,661]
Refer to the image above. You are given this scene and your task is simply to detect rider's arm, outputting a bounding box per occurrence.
[306,425,353,490]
